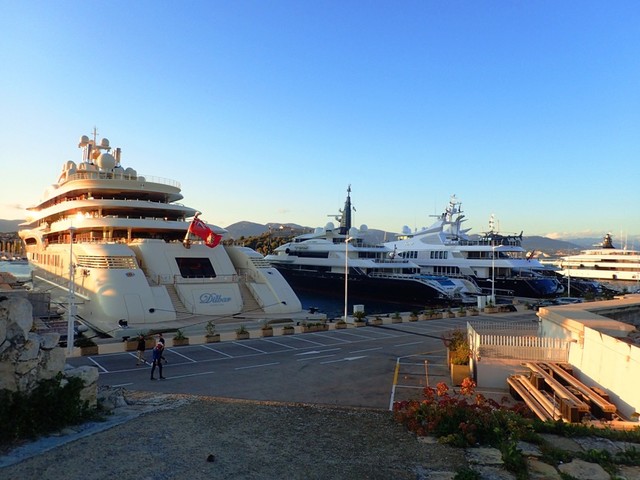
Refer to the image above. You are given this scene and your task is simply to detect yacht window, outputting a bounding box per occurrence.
[175,257,216,278]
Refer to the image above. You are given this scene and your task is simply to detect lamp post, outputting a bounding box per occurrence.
[491,242,496,304]
[66,227,76,356]
[343,237,353,322]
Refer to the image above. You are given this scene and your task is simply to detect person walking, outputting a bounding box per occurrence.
[150,342,166,380]
[136,334,146,366]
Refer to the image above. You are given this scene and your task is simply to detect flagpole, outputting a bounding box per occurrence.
[183,212,200,247]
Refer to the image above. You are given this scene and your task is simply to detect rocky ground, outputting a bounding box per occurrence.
[0,390,467,480]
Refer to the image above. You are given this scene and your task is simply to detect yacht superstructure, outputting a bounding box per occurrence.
[265,187,480,308]
[19,132,302,337]
[384,195,563,299]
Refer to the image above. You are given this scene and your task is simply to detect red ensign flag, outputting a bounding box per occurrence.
[188,217,222,248]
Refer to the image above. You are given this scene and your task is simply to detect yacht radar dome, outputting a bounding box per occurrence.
[359,224,368,232]
[325,222,335,231]
[100,138,110,149]
[96,152,116,170]
[78,135,90,147]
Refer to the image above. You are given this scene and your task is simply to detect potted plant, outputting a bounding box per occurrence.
[469,307,479,316]
[391,312,402,323]
[456,306,467,317]
[282,324,295,335]
[409,311,419,322]
[421,308,433,321]
[445,329,471,386]
[172,329,190,346]
[483,300,498,314]
[371,315,383,326]
[236,325,250,340]
[445,308,456,319]
[352,311,367,327]
[75,334,98,356]
[335,319,347,329]
[205,321,220,343]
[261,323,273,337]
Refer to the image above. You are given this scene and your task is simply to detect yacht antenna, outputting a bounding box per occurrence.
[92,126,99,145]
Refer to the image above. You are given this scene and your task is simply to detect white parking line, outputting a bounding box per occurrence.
[292,336,325,346]
[168,348,197,362]
[233,342,268,353]
[88,357,109,372]
[200,345,233,357]
[235,362,280,370]
[261,338,297,349]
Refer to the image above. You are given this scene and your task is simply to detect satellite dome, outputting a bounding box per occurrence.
[359,224,368,232]
[100,138,110,148]
[348,227,358,237]
[325,222,335,231]
[402,225,412,235]
[78,135,89,146]
[96,152,116,170]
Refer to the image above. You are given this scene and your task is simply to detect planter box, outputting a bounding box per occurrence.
[80,345,99,356]
[205,334,220,343]
[261,329,273,337]
[450,363,470,386]
[282,327,294,335]
[483,306,498,314]
[236,332,250,340]
[445,312,456,318]
[391,317,402,323]
[409,316,418,322]
[172,338,190,347]
[125,340,138,352]
[456,312,467,317]
[353,321,366,328]
[370,318,383,326]
[335,323,347,329]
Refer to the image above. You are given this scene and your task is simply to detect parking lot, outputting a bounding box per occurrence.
[68,312,537,409]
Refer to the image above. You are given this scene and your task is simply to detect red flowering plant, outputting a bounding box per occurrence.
[393,379,534,448]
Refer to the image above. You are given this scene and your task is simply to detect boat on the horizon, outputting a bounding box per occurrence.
[383,195,563,300]
[264,187,481,311]
[559,233,640,287]
[19,132,304,337]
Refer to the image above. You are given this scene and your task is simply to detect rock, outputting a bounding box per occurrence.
[557,458,609,480]
[465,447,504,465]
[526,458,562,479]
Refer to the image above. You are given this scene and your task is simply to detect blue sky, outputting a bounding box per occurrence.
[1,1,639,240]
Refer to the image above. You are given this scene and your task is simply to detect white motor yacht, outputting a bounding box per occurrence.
[383,195,563,300]
[559,233,640,284]
[19,132,302,337]
[265,187,480,308]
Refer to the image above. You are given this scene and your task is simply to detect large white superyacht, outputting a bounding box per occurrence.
[264,187,480,308]
[19,132,302,337]
[383,195,563,299]
[559,233,640,284]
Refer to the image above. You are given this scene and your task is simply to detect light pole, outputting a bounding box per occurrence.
[343,236,353,322]
[66,226,76,356]
[491,242,496,304]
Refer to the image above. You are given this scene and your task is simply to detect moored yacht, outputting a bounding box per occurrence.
[265,187,480,309]
[383,195,563,299]
[19,132,303,337]
[559,233,640,284]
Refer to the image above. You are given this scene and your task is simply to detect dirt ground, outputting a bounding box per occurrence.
[0,392,467,480]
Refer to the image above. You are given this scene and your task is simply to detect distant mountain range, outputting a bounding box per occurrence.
[0,218,630,256]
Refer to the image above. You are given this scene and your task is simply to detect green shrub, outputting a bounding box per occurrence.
[0,373,97,446]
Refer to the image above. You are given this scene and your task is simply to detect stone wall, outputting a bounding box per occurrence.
[0,295,98,407]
